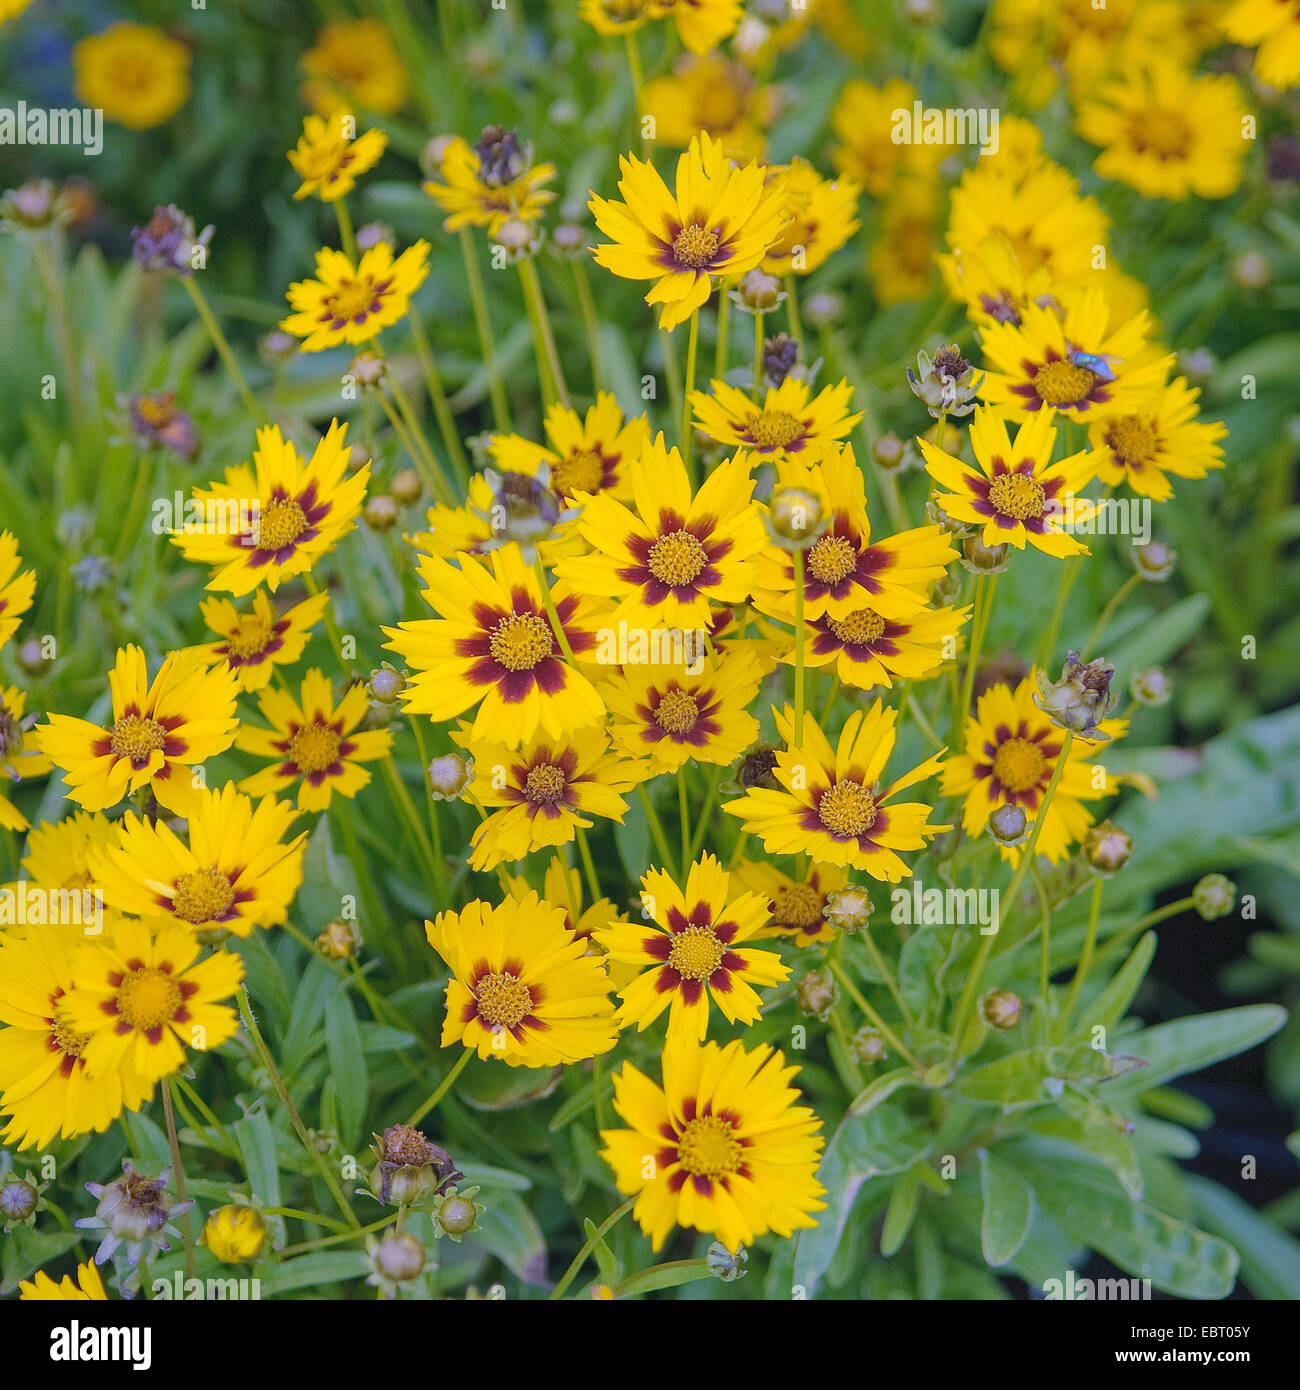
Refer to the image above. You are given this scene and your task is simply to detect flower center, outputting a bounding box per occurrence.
[489,612,554,671]
[135,395,176,428]
[552,448,606,495]
[827,607,887,647]
[474,971,533,1029]
[51,1017,90,1059]
[288,721,342,774]
[256,497,308,552]
[1032,359,1099,408]
[172,867,237,924]
[323,277,378,322]
[110,714,168,765]
[654,689,700,735]
[647,529,708,588]
[672,222,719,270]
[818,780,878,838]
[224,614,274,660]
[677,1114,743,1180]
[524,763,568,805]
[1104,414,1158,466]
[667,924,725,981]
[988,473,1046,520]
[744,410,804,450]
[774,883,824,931]
[993,736,1047,793]
[116,968,182,1031]
[806,534,858,586]
[1131,107,1191,161]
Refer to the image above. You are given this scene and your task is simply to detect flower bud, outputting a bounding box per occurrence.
[926,493,968,537]
[822,885,874,933]
[1193,873,1236,921]
[317,916,361,960]
[495,216,542,260]
[960,534,1010,574]
[480,468,572,555]
[766,485,828,550]
[202,1204,267,1263]
[17,638,51,676]
[981,989,1022,1030]
[903,0,940,22]
[1231,251,1271,291]
[1178,347,1216,388]
[1034,651,1118,739]
[795,968,838,1021]
[129,391,199,461]
[369,1124,461,1207]
[706,1242,748,1281]
[474,125,530,186]
[1131,539,1176,582]
[931,572,962,606]
[346,444,371,473]
[0,1174,40,1228]
[71,554,114,596]
[349,350,386,390]
[987,803,1029,847]
[734,744,780,792]
[419,133,458,179]
[553,222,587,256]
[1130,665,1172,707]
[367,663,407,705]
[356,221,396,252]
[803,290,843,327]
[428,752,474,801]
[1,178,68,230]
[131,204,212,276]
[852,1027,889,1063]
[371,1231,426,1282]
[872,432,906,470]
[733,269,783,314]
[259,329,298,364]
[389,469,422,505]
[431,1185,484,1240]
[364,494,400,532]
[1082,819,1132,876]
[762,332,799,388]
[907,343,983,418]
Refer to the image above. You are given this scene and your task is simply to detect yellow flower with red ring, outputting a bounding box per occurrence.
[281,241,429,352]
[0,531,35,651]
[288,113,388,202]
[690,375,860,462]
[732,858,847,947]
[198,588,330,691]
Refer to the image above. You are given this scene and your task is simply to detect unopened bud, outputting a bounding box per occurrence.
[960,534,1010,574]
[1193,873,1236,921]
[822,885,874,933]
[364,495,400,531]
[428,753,474,801]
[1131,539,1176,582]
[852,1027,888,1063]
[872,432,905,470]
[766,485,827,550]
[734,269,783,314]
[1130,665,1172,707]
[988,803,1029,846]
[317,917,361,960]
[372,1230,425,1282]
[389,469,422,505]
[349,351,386,389]
[981,989,1022,1030]
[795,968,838,1021]
[1082,819,1132,876]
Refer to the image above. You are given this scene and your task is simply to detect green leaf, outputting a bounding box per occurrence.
[1106,1005,1286,1097]
[1105,593,1210,681]
[1085,931,1156,1033]
[880,1165,922,1257]
[0,1229,80,1295]
[256,1251,368,1294]
[233,1109,282,1211]
[584,1217,620,1286]
[957,1043,1138,1105]
[323,987,367,1147]
[473,1192,550,1288]
[281,956,338,1074]
[1185,1174,1300,1301]
[979,1149,1035,1267]
[616,1260,713,1297]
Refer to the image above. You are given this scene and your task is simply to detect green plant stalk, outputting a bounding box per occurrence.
[407,714,452,907]
[637,784,679,879]
[682,308,700,481]
[956,572,997,748]
[1079,571,1141,662]
[678,767,692,871]
[303,574,345,663]
[459,227,511,430]
[235,984,362,1228]
[408,309,471,490]
[827,958,920,1070]
[406,1046,472,1126]
[181,275,262,420]
[783,274,804,349]
[686,766,725,863]
[715,292,730,378]
[388,375,456,505]
[377,387,446,505]
[1037,555,1084,669]
[549,1195,636,1300]
[860,930,914,1027]
[1061,876,1105,1037]
[333,196,358,263]
[573,259,604,393]
[661,327,684,444]
[753,310,765,394]
[161,1077,196,1280]
[520,256,570,407]
[794,547,807,743]
[380,753,442,889]
[517,258,560,407]
[31,233,85,435]
[576,825,602,906]
[280,1213,396,1254]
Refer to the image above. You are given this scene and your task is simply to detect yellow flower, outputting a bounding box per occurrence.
[89,782,307,937]
[0,0,35,24]
[723,702,949,880]
[641,53,773,159]
[0,685,49,832]
[63,919,244,1084]
[0,531,35,650]
[425,893,620,1067]
[595,854,790,1040]
[578,0,654,39]
[589,133,789,331]
[1224,0,1300,88]
[73,23,190,130]
[300,18,409,116]
[761,159,860,276]
[830,78,944,196]
[288,113,388,202]
[732,858,847,947]
[424,132,556,237]
[22,811,118,892]
[920,407,1094,558]
[197,588,330,690]
[0,924,153,1150]
[38,647,239,817]
[19,1260,107,1301]
[1076,60,1250,201]
[601,1034,825,1252]
[789,600,970,692]
[202,1205,267,1263]
[868,176,940,306]
[690,375,860,461]
[236,670,393,813]
[172,422,368,596]
[654,0,744,54]
[281,241,430,352]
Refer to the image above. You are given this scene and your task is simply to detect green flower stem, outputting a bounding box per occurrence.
[661,327,684,445]
[406,1047,473,1127]
[161,1077,196,1280]
[753,310,765,393]
[956,572,998,750]
[592,1055,606,1133]
[715,292,730,378]
[686,766,724,864]
[388,375,457,505]
[377,387,447,506]
[280,1213,396,1254]
[637,783,679,878]
[407,714,452,907]
[114,452,158,566]
[1029,859,1052,1007]
[532,554,578,662]
[1061,876,1104,1037]
[550,1195,636,1300]
[181,275,262,420]
[380,753,442,889]
[1091,896,1196,972]
[519,256,570,408]
[573,258,604,393]
[408,309,471,491]
[614,1257,712,1298]
[678,767,692,871]
[31,234,84,435]
[860,931,914,1028]
[624,32,645,151]
[783,274,804,349]
[1036,555,1084,670]
[172,1072,235,1153]
[235,984,362,1229]
[794,547,807,743]
[818,673,841,727]
[576,825,602,906]
[949,729,1075,1044]
[459,227,511,430]
[1080,571,1142,662]
[333,196,358,263]
[827,958,920,1071]
[682,307,700,481]
[303,574,345,664]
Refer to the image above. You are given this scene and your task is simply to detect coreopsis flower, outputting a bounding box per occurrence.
[0,925,153,1151]
[642,53,772,160]
[760,160,861,276]
[979,285,1171,423]
[586,0,742,52]
[751,443,957,624]
[197,588,330,690]
[18,1260,107,1302]
[1081,375,1227,501]
[556,434,766,630]
[579,0,653,37]
[89,783,307,937]
[202,1204,268,1263]
[732,859,847,947]
[236,669,394,812]
[791,600,970,691]
[451,722,638,870]
[505,854,616,942]
[425,893,619,1067]
[281,240,430,352]
[77,1161,194,1289]
[938,234,1055,331]
[63,920,243,1083]
[941,673,1126,864]
[1076,61,1250,201]
[600,1035,825,1252]
[384,546,607,747]
[424,127,556,236]
[588,133,789,331]
[1225,0,1300,88]
[488,393,651,503]
[830,78,944,195]
[300,18,409,116]
[127,391,199,460]
[594,854,790,1039]
[868,176,940,305]
[723,702,949,879]
[130,204,212,275]
[690,376,860,461]
[288,113,389,202]
[171,421,368,596]
[0,0,34,24]
[907,344,985,419]
[0,531,36,650]
[919,408,1094,558]
[601,649,762,774]
[0,685,48,831]
[38,646,240,817]
[1034,651,1120,740]
[73,23,190,130]
[21,811,118,891]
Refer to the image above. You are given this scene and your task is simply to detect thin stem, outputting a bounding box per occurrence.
[753,311,765,393]
[715,293,730,379]
[381,753,441,888]
[1080,572,1141,662]
[661,328,684,444]
[407,1047,473,1127]
[162,1077,196,1280]
[519,256,570,408]
[637,784,679,878]
[576,826,602,906]
[32,235,84,433]
[333,197,358,262]
[624,32,645,152]
[1061,877,1104,1035]
[827,959,921,1071]
[682,307,699,481]
[388,376,456,505]
[280,1213,396,1254]
[794,548,807,743]
[1037,556,1083,670]
[303,574,344,663]
[957,573,997,749]
[678,768,692,872]
[459,227,510,431]
[860,931,914,1027]
[408,310,471,491]
[532,554,577,661]
[783,274,804,350]
[549,1196,636,1300]
[408,714,452,906]
[181,276,261,420]
[686,766,724,864]
[573,259,604,393]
